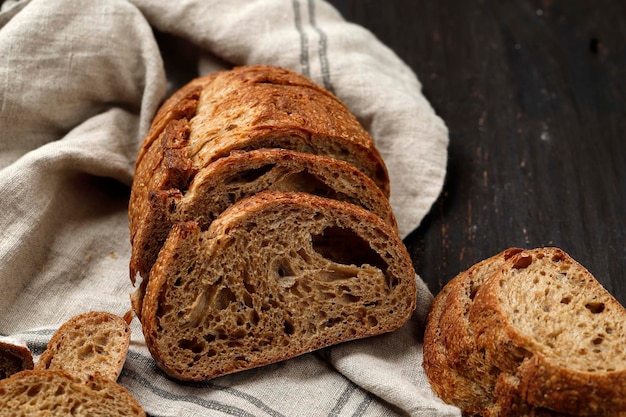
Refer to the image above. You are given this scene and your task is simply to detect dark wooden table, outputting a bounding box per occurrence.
[328,0,626,305]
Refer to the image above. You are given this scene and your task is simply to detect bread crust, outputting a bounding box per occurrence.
[424,249,523,415]
[0,336,34,380]
[141,191,416,381]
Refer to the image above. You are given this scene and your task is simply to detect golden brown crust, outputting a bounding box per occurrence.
[141,191,416,381]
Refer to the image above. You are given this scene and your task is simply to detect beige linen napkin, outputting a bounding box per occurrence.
[0,0,459,415]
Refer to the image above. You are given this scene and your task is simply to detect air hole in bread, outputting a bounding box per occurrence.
[585,302,606,314]
[178,337,205,354]
[26,383,42,397]
[513,254,532,269]
[561,296,572,304]
[224,164,276,184]
[311,226,388,275]
[284,319,295,335]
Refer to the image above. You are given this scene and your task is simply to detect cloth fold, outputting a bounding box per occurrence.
[0,0,458,415]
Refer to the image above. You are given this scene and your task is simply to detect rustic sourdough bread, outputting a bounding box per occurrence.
[35,311,130,381]
[469,247,626,415]
[141,191,416,381]
[0,370,145,416]
[128,66,390,286]
[130,148,397,305]
[425,247,626,416]
[0,336,33,380]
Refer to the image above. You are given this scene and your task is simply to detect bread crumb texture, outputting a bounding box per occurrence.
[0,370,145,416]
[35,311,130,381]
[142,192,416,381]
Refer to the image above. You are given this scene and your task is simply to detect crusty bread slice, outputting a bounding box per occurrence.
[140,191,416,381]
[422,274,489,412]
[423,249,523,415]
[129,148,398,308]
[469,247,626,415]
[0,370,145,416]
[0,336,34,380]
[34,311,130,381]
[128,66,390,277]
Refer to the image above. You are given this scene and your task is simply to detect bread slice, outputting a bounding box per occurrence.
[140,191,416,381]
[0,370,144,416]
[128,66,390,279]
[423,249,523,414]
[0,336,34,380]
[34,311,130,381]
[129,148,398,308]
[469,247,626,415]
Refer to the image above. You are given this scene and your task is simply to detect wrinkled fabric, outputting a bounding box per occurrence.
[0,0,458,415]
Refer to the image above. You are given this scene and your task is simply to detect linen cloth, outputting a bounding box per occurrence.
[0,0,459,415]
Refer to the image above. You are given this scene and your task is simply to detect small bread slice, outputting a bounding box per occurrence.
[35,311,130,381]
[141,191,416,381]
[0,370,144,416]
[0,336,34,380]
[423,249,523,414]
[470,247,626,415]
[129,148,398,313]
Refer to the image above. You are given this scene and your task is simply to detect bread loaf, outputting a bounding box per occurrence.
[0,370,145,416]
[130,147,397,308]
[128,66,390,283]
[140,191,416,381]
[35,311,130,381]
[424,247,626,416]
[0,336,33,380]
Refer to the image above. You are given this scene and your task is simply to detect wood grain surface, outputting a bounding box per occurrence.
[328,0,626,304]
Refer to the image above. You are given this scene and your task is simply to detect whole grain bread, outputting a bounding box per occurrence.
[140,191,416,381]
[425,247,626,416]
[0,370,145,416]
[469,247,626,415]
[130,148,397,304]
[0,336,33,380]
[128,66,390,286]
[34,311,130,381]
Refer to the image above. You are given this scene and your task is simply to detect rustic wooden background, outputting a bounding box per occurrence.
[329,0,626,304]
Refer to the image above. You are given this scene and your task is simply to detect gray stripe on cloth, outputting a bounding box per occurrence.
[307,0,334,93]
[352,393,373,417]
[120,366,258,417]
[292,0,310,77]
[124,350,287,417]
[327,380,358,417]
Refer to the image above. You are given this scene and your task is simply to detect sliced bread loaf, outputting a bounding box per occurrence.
[128,66,390,282]
[469,247,626,415]
[0,370,144,416]
[34,311,130,381]
[0,336,33,380]
[130,148,397,299]
[140,191,416,381]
